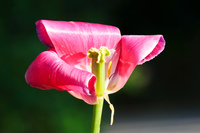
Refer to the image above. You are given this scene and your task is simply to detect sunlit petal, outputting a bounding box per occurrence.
[36,20,121,71]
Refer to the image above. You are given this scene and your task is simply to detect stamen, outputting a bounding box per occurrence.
[109,104,114,125]
[90,62,92,68]
[104,94,115,125]
[107,61,112,78]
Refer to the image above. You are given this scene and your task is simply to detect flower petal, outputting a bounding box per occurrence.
[107,35,165,94]
[36,20,121,71]
[25,49,97,104]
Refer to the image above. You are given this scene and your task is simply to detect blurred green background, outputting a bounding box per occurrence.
[1,0,200,133]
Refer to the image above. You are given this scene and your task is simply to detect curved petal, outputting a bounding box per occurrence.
[25,49,97,104]
[36,20,121,71]
[107,35,165,94]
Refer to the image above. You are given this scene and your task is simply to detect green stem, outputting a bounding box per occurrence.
[91,98,104,133]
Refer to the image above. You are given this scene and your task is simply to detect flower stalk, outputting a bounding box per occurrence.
[88,47,110,133]
[91,98,104,133]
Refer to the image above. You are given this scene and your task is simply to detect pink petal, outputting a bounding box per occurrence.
[107,35,165,94]
[25,49,97,104]
[36,20,121,71]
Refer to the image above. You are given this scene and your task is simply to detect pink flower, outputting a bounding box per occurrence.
[25,20,165,105]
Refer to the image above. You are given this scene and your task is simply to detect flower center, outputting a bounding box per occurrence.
[87,46,115,125]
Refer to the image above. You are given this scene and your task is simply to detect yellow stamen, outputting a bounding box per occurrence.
[104,94,115,125]
[107,61,112,78]
[90,62,92,68]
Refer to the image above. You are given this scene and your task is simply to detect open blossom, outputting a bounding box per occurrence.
[25,20,165,104]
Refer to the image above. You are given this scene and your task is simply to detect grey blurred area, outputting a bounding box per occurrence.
[104,100,200,133]
[105,118,200,133]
